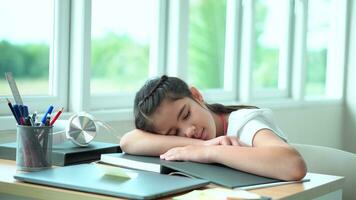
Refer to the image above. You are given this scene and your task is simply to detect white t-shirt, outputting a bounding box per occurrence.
[226,108,287,146]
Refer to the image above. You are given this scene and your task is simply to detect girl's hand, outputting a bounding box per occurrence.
[160,145,213,163]
[203,136,240,146]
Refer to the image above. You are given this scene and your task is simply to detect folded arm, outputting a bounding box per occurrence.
[120,129,307,181]
[119,129,204,156]
[210,145,306,181]
[160,129,307,181]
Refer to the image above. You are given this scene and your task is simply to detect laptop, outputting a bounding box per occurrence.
[14,163,209,200]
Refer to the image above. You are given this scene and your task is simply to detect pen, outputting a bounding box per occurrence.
[32,112,37,126]
[45,116,51,126]
[13,104,25,125]
[41,105,54,126]
[50,107,63,126]
[24,116,32,126]
[19,105,24,117]
[23,105,29,117]
[6,98,20,124]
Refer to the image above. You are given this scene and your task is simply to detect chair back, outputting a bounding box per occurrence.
[292,143,356,200]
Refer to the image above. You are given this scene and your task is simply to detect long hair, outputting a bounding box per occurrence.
[134,75,257,132]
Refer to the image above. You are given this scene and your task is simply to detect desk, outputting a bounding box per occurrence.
[0,159,344,200]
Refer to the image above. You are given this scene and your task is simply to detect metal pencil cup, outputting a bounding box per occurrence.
[16,125,53,171]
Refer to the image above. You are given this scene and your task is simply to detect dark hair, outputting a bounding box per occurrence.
[134,75,257,132]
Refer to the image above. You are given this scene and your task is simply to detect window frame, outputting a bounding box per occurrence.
[89,0,167,110]
[321,0,347,100]
[0,0,349,131]
[0,0,69,114]
[247,0,294,100]
[294,0,348,101]
[166,0,238,103]
[0,0,69,129]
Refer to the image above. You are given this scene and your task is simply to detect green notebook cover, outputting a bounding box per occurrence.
[100,153,283,188]
[14,163,209,200]
[0,141,120,166]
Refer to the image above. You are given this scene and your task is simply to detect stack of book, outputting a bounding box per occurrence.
[0,141,120,166]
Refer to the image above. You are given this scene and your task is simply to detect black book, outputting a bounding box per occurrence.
[99,153,283,188]
[0,141,120,166]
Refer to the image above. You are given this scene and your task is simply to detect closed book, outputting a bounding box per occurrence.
[0,141,120,166]
[100,153,162,173]
[100,153,177,175]
[99,153,283,188]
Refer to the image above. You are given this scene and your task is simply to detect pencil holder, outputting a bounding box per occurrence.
[16,125,53,171]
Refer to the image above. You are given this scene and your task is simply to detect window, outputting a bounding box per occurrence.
[0,0,53,96]
[0,0,67,120]
[91,0,153,95]
[187,0,227,90]
[0,0,348,130]
[252,0,290,95]
[305,0,332,97]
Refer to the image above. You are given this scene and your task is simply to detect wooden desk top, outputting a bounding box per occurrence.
[0,159,344,200]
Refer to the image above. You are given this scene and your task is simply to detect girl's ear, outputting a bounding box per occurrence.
[190,87,204,103]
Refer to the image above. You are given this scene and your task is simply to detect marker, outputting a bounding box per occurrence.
[13,105,24,125]
[23,105,29,117]
[24,116,32,126]
[45,116,51,126]
[41,105,54,126]
[18,105,24,117]
[32,112,37,125]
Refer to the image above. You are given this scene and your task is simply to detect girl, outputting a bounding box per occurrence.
[120,75,307,181]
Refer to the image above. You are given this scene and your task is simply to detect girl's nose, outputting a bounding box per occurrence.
[185,126,196,138]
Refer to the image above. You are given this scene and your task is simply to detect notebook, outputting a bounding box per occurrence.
[14,163,209,200]
[0,141,120,166]
[99,153,283,188]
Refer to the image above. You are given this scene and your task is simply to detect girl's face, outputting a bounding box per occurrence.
[151,89,217,140]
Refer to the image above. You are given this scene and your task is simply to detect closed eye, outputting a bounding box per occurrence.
[167,128,179,136]
[183,110,190,120]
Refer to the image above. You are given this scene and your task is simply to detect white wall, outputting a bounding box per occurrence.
[273,104,344,149]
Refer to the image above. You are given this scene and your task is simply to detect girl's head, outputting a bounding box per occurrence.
[134,75,256,139]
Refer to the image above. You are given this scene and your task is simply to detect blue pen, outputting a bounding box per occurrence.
[23,105,29,117]
[18,105,24,117]
[41,105,54,125]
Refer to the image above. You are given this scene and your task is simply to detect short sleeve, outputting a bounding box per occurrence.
[226,109,288,147]
[238,117,275,146]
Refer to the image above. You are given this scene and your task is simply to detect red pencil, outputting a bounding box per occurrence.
[50,107,63,126]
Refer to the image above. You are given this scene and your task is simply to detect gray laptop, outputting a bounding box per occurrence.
[14,163,209,200]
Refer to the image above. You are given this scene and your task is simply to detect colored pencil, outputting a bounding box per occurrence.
[50,107,63,126]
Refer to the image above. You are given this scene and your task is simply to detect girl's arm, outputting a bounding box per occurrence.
[119,129,205,156]
[161,129,307,181]
[211,138,306,180]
